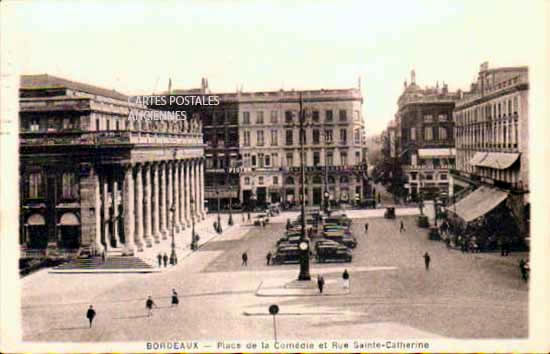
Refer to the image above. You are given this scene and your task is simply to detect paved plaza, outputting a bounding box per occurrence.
[21,209,528,341]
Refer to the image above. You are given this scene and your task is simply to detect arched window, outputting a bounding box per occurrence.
[313,175,322,184]
[285,176,295,185]
[340,176,349,184]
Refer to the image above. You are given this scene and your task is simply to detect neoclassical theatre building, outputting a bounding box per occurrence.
[19,74,205,257]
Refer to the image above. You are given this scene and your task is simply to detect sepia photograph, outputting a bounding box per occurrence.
[0,0,548,352]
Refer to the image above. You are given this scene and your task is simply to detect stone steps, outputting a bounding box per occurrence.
[51,255,154,271]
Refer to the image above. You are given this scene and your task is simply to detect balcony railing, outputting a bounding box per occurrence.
[20,130,203,146]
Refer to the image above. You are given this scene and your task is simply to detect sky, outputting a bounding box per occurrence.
[2,0,546,135]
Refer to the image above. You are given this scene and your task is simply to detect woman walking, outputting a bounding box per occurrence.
[171,289,179,307]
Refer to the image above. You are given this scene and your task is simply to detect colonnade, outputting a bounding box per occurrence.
[93,158,206,255]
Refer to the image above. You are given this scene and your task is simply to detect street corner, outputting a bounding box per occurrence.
[255,278,351,297]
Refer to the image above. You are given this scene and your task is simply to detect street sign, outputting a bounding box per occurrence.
[269,304,279,315]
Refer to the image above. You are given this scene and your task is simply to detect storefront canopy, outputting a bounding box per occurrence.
[469,152,520,170]
[447,186,508,223]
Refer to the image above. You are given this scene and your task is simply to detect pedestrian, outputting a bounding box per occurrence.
[86,305,96,328]
[317,274,325,294]
[101,251,106,263]
[266,251,272,265]
[171,289,179,307]
[241,251,248,266]
[342,269,350,289]
[145,296,157,317]
[423,252,431,270]
[157,253,162,267]
[400,220,405,232]
[519,259,528,281]
[247,212,251,221]
[364,222,369,233]
[242,213,245,223]
[163,253,168,267]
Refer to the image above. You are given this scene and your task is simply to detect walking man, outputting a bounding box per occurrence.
[423,252,431,270]
[157,253,162,268]
[317,274,325,294]
[146,296,157,317]
[342,269,350,289]
[241,251,248,266]
[364,222,369,234]
[86,305,96,328]
[171,289,179,307]
[400,220,405,232]
[163,253,168,267]
[266,251,272,265]
[519,259,528,282]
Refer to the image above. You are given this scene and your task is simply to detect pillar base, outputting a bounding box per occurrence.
[175,224,182,233]
[122,245,135,256]
[162,231,169,240]
[135,242,144,252]
[144,238,153,248]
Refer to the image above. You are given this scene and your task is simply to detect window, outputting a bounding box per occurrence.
[258,153,264,168]
[411,127,416,140]
[244,177,250,185]
[440,174,447,180]
[270,111,278,123]
[28,172,43,198]
[326,151,333,166]
[251,155,257,167]
[513,96,518,114]
[286,130,293,145]
[312,110,320,122]
[265,155,271,166]
[354,110,360,121]
[425,174,434,180]
[433,158,440,168]
[300,130,307,145]
[285,111,294,124]
[340,151,348,166]
[313,129,320,144]
[95,118,100,131]
[257,130,264,146]
[340,129,347,144]
[30,119,40,132]
[271,130,278,146]
[354,129,360,144]
[244,153,251,167]
[286,153,294,167]
[340,176,349,183]
[285,176,295,185]
[258,176,264,185]
[243,112,250,124]
[243,131,250,146]
[256,111,264,124]
[424,114,433,122]
[325,129,333,143]
[339,110,347,121]
[271,153,278,167]
[355,151,361,164]
[424,127,433,141]
[439,127,447,140]
[410,172,417,180]
[313,151,320,166]
[325,110,333,122]
[106,119,110,131]
[62,172,78,199]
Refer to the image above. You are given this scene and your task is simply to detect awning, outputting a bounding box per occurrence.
[418,148,456,158]
[447,186,508,222]
[26,213,45,225]
[470,152,519,170]
[58,212,80,225]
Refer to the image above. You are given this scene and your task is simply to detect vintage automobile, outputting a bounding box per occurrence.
[253,213,270,226]
[324,214,352,227]
[271,245,303,265]
[276,234,302,246]
[384,206,396,219]
[316,243,352,263]
[267,203,281,216]
[322,227,357,249]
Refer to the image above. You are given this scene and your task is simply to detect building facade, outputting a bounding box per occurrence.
[395,70,459,201]
[450,62,529,239]
[19,74,205,257]
[236,87,367,209]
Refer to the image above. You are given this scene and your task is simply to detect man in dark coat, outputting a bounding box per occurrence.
[342,269,350,289]
[400,220,405,232]
[242,251,248,266]
[266,251,272,265]
[171,289,179,307]
[146,296,157,317]
[157,253,162,267]
[364,222,369,233]
[423,252,431,270]
[317,275,325,294]
[519,259,528,281]
[86,305,96,328]
[163,253,168,267]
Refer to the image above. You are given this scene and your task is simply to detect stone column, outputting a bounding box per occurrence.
[102,175,110,251]
[111,173,120,247]
[143,163,153,247]
[189,159,196,219]
[184,160,191,227]
[179,160,186,229]
[160,162,168,239]
[193,160,200,219]
[174,160,181,232]
[123,164,135,255]
[199,159,206,219]
[94,172,105,254]
[152,163,161,243]
[134,164,144,252]
[167,161,174,236]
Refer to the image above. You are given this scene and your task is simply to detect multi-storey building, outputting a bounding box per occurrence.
[19,74,205,258]
[236,86,367,209]
[395,70,459,201]
[450,62,529,239]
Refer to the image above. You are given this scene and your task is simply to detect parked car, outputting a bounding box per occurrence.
[276,234,302,246]
[316,243,352,263]
[271,245,302,264]
[384,206,396,219]
[267,203,281,215]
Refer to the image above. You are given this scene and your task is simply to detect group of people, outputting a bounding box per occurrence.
[85,289,180,327]
[316,269,350,294]
[157,253,170,267]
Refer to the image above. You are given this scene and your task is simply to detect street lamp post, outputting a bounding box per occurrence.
[216,189,222,234]
[190,199,197,251]
[169,204,177,265]
[323,190,330,215]
[228,185,234,226]
[297,92,311,281]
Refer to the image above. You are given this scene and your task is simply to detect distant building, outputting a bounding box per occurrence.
[450,62,529,240]
[395,70,459,201]
[19,74,205,258]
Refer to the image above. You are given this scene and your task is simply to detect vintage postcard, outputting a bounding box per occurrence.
[0,0,548,352]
